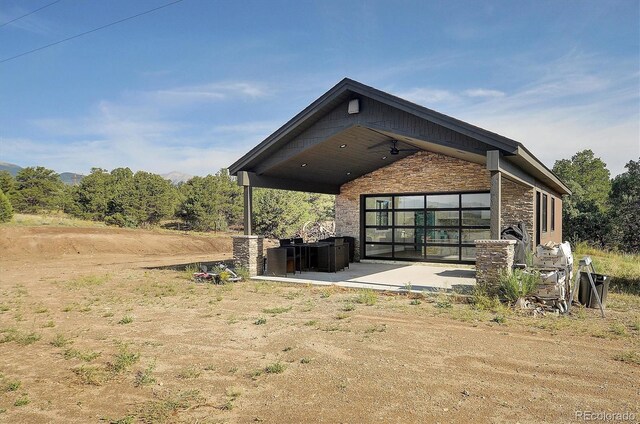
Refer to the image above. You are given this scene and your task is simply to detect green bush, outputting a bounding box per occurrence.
[0,190,13,223]
[498,269,539,303]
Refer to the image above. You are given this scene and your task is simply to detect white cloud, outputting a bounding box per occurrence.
[463,88,505,98]
[394,88,458,105]
[7,80,277,175]
[394,52,639,175]
[152,81,271,105]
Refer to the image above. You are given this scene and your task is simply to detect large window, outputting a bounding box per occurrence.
[362,191,491,263]
[542,194,548,233]
[551,197,555,231]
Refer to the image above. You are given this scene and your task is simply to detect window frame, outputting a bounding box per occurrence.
[360,190,491,264]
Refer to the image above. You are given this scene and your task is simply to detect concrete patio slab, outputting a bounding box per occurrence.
[251,261,476,293]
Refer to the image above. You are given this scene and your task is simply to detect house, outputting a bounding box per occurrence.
[229,78,570,273]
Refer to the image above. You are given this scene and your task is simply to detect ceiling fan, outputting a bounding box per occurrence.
[368,139,420,155]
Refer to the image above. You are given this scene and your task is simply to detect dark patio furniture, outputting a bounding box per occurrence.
[266,248,289,277]
[319,236,355,262]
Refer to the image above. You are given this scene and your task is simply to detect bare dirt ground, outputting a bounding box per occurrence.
[0,226,638,423]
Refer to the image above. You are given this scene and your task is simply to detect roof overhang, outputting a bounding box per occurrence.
[229,78,571,196]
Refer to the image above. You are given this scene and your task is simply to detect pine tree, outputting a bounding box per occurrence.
[0,189,13,223]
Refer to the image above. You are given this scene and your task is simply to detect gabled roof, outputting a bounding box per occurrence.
[229,78,571,195]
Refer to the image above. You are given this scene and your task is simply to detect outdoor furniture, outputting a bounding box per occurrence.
[279,239,303,273]
[317,242,347,273]
[266,240,350,275]
[319,236,355,262]
[266,248,289,277]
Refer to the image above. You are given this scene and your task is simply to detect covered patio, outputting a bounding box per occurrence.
[251,261,476,293]
[228,78,571,284]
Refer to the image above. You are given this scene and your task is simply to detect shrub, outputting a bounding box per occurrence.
[472,285,503,312]
[355,289,377,306]
[0,190,13,223]
[264,362,286,374]
[498,269,539,303]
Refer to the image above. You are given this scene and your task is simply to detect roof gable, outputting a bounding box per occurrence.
[229,78,570,195]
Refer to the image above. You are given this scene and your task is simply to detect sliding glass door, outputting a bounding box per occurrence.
[362,191,491,263]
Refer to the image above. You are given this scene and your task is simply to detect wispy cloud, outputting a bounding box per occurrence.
[395,87,458,105]
[8,79,277,175]
[390,51,638,175]
[152,81,271,105]
[463,88,505,98]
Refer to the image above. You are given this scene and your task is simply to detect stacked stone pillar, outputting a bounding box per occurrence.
[232,235,264,277]
[475,240,516,286]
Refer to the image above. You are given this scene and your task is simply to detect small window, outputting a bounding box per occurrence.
[542,194,548,232]
[551,197,555,231]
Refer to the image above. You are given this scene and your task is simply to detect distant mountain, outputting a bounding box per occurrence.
[161,171,193,185]
[0,162,84,185]
[1,161,190,186]
[0,161,22,176]
[59,172,85,185]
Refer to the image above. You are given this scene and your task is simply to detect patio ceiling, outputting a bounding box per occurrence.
[259,125,488,191]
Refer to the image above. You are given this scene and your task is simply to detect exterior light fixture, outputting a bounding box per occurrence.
[301,163,307,167]
[348,99,360,114]
[340,144,347,148]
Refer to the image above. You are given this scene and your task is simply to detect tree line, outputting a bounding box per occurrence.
[0,149,637,253]
[552,150,639,253]
[0,166,334,238]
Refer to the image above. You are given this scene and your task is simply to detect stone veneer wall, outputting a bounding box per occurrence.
[232,235,264,277]
[475,239,516,285]
[501,178,534,247]
[335,151,491,260]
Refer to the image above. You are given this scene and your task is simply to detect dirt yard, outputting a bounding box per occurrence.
[0,226,638,423]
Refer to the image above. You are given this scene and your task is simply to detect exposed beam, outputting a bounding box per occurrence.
[487,150,535,188]
[237,171,340,195]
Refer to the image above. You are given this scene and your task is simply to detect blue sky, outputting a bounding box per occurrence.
[0,0,638,176]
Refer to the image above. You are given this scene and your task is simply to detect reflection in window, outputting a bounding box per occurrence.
[462,193,490,207]
[366,211,391,226]
[394,245,423,259]
[395,228,414,243]
[461,247,476,261]
[427,194,459,209]
[426,246,459,260]
[365,196,392,209]
[427,210,459,226]
[426,229,460,244]
[394,211,425,226]
[462,210,490,226]
[365,244,393,258]
[461,229,490,242]
[394,195,424,209]
[365,228,392,243]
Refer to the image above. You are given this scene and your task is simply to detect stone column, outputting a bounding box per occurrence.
[475,239,516,286]
[232,235,264,277]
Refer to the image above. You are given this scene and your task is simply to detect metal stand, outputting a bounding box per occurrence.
[569,256,605,318]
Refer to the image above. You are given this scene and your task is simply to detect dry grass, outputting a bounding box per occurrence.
[0,239,638,422]
[575,242,640,294]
